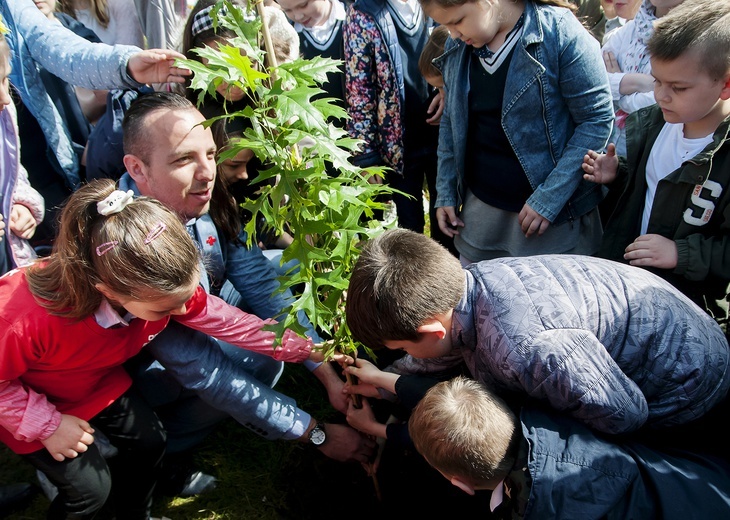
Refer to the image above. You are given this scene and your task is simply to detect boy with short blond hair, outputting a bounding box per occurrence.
[407,376,730,519]
[583,0,730,331]
[408,376,517,491]
[346,229,730,441]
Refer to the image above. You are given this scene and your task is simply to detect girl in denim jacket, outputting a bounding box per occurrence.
[427,0,614,264]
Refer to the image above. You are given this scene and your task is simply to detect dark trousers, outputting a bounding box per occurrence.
[389,152,457,256]
[23,388,166,520]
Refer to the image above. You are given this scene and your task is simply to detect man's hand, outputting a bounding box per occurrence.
[9,204,37,240]
[624,234,678,269]
[317,423,377,464]
[425,89,445,125]
[436,206,464,237]
[518,204,550,237]
[311,362,348,415]
[583,143,619,185]
[127,49,191,85]
[40,414,95,462]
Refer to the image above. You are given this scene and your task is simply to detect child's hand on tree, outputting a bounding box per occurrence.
[343,379,381,399]
[341,357,401,396]
[41,414,95,461]
[346,398,385,439]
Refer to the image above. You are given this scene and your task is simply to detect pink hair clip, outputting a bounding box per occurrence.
[96,241,119,256]
[144,222,167,244]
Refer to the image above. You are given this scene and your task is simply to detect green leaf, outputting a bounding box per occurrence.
[185,4,399,348]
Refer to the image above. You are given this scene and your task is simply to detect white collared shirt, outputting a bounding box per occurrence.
[94,297,132,328]
[386,0,420,27]
[298,0,346,45]
[489,479,506,512]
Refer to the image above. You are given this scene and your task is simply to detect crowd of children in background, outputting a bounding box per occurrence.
[1,0,729,517]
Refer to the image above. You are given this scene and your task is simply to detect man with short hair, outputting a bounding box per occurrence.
[119,91,375,495]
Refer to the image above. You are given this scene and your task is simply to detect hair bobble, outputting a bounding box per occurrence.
[97,190,135,216]
[144,222,167,244]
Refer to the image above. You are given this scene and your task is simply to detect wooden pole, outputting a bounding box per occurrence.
[254,0,278,79]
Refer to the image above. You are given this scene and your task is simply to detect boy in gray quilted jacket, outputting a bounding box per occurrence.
[346,229,730,441]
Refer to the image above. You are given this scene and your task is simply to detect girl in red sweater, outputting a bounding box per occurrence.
[0,179,313,519]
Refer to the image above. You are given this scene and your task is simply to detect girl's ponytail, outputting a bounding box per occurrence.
[27,179,200,318]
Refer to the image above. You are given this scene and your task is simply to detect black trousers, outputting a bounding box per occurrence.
[389,151,457,257]
[23,388,166,520]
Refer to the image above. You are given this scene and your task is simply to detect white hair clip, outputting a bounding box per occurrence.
[97,190,135,216]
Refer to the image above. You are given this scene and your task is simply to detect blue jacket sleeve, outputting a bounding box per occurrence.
[2,0,142,91]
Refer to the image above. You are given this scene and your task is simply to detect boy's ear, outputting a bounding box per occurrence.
[721,73,730,101]
[450,476,476,496]
[416,318,447,340]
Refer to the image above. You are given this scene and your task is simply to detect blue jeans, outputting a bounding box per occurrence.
[128,320,295,454]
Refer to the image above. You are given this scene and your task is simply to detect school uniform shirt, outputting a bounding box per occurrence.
[0,267,312,454]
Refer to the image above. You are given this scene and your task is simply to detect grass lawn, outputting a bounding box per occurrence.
[0,362,490,519]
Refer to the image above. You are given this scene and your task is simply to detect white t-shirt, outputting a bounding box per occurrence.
[641,123,713,234]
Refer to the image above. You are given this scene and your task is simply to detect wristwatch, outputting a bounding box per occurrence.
[308,422,326,446]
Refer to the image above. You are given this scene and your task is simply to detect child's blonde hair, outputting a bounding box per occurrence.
[647,0,730,81]
[409,376,519,487]
[26,179,201,318]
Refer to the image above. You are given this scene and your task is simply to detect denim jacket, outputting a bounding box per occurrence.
[1,0,143,190]
[434,1,614,224]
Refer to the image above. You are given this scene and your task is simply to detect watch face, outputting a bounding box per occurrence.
[310,426,326,446]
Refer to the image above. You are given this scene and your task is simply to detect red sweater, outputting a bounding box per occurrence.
[0,267,312,454]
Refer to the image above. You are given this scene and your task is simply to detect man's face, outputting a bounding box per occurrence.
[131,108,217,220]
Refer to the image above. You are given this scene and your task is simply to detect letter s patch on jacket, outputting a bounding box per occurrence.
[684,180,722,226]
